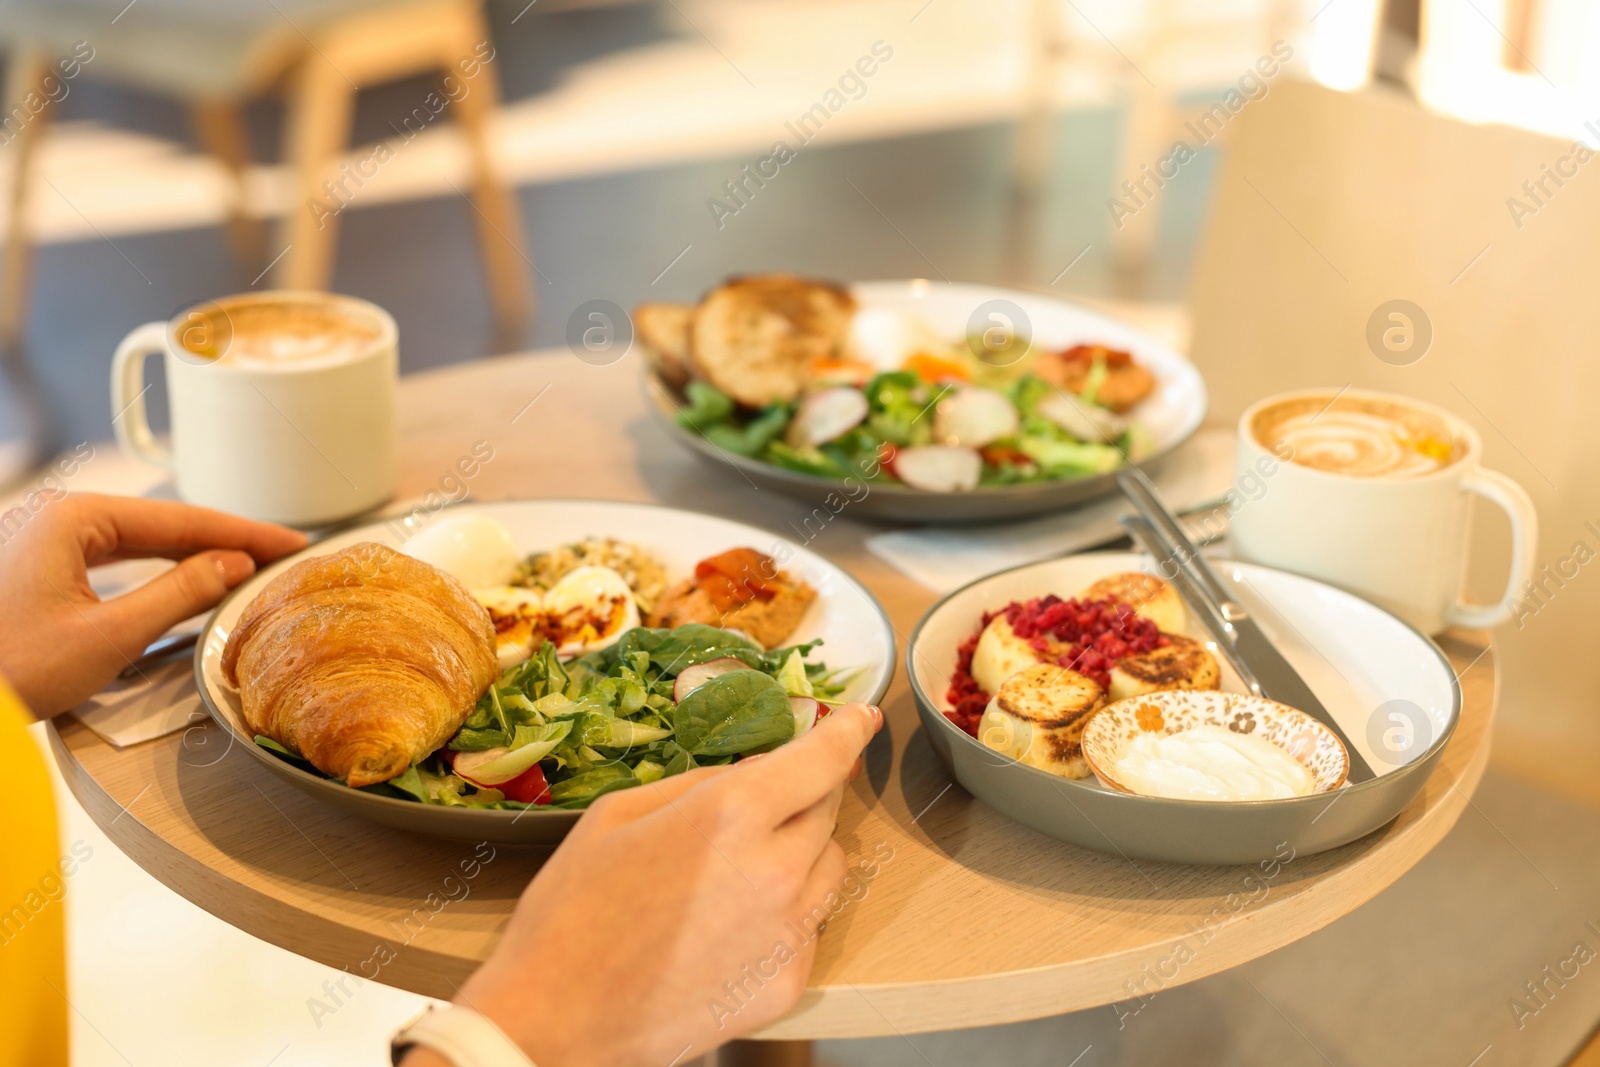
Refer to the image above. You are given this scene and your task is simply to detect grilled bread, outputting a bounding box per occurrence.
[635,302,695,389]
[977,663,1106,779]
[689,275,856,408]
[1107,633,1221,702]
[1080,571,1187,635]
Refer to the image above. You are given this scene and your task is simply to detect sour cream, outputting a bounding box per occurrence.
[1112,724,1314,801]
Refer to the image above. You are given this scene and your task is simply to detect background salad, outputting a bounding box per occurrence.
[674,365,1150,493]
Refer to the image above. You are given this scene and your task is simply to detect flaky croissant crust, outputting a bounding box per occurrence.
[222,541,498,787]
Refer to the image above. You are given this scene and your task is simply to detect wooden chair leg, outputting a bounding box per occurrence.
[274,55,356,291]
[1,51,53,356]
[191,98,268,278]
[446,7,534,341]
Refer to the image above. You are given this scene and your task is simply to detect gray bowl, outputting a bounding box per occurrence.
[905,552,1462,865]
[643,279,1208,525]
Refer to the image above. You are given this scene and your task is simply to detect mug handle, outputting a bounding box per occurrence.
[1443,468,1538,629]
[110,321,173,469]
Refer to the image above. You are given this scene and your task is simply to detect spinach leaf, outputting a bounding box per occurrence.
[582,624,762,676]
[671,669,794,757]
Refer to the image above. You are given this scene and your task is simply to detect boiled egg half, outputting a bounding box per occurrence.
[543,566,639,657]
[846,307,957,371]
[403,512,518,590]
[473,586,545,670]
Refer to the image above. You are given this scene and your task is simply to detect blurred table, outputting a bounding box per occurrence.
[46,347,1495,1064]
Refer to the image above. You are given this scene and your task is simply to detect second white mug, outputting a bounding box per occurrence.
[1229,388,1537,635]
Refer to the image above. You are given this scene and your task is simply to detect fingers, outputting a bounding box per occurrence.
[736,703,882,826]
[90,549,257,656]
[775,783,844,856]
[67,494,307,566]
[791,839,848,934]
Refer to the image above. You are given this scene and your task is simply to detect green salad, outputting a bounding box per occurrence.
[675,369,1149,493]
[255,624,850,810]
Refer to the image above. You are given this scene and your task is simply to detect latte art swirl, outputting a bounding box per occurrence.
[1253,397,1459,479]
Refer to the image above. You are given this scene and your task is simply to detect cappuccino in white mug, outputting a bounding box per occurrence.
[1251,394,1459,479]
[1231,388,1536,634]
[111,291,399,526]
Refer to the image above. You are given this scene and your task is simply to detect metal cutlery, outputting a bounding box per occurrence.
[1116,465,1376,784]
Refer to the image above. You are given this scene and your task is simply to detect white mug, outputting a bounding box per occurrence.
[110,291,398,526]
[1230,388,1538,634]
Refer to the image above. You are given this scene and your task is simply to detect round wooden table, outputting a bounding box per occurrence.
[49,349,1497,1062]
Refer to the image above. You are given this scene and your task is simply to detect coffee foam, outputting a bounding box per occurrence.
[180,299,381,366]
[1253,395,1461,479]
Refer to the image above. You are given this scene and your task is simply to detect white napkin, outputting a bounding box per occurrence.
[74,656,205,748]
[67,558,205,748]
[866,428,1238,593]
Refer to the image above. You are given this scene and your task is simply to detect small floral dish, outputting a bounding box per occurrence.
[1082,690,1350,799]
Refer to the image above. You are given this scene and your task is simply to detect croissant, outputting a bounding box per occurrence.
[222,541,498,787]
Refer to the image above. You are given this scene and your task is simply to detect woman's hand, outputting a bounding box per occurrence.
[0,492,306,716]
[436,701,885,1067]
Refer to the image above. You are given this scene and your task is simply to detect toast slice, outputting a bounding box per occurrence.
[635,302,695,389]
[689,275,856,408]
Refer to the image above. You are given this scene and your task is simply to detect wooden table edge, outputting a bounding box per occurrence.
[46,720,477,990]
[754,658,1497,1039]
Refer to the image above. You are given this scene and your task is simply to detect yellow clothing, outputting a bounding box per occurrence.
[0,678,68,1067]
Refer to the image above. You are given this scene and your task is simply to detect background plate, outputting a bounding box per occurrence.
[196,500,896,844]
[907,552,1461,864]
[647,280,1209,524]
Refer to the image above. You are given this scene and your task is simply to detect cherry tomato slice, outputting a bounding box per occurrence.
[497,763,552,805]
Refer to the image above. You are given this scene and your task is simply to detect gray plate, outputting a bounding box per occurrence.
[905,552,1462,865]
[194,499,897,845]
[645,280,1208,525]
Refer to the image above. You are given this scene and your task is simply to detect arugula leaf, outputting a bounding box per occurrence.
[671,669,794,757]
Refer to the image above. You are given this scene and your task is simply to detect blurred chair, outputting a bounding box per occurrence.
[1187,77,1600,808]
[0,0,534,362]
[1008,0,1311,290]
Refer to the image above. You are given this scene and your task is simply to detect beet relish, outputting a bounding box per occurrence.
[943,595,1169,737]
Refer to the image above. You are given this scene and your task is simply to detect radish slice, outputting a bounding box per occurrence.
[1038,390,1126,442]
[453,746,520,786]
[933,387,1018,448]
[673,656,751,702]
[790,697,837,737]
[790,696,821,736]
[787,387,869,448]
[893,445,982,492]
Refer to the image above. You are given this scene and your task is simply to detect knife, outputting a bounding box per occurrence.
[1117,466,1376,784]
